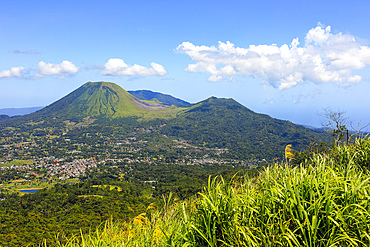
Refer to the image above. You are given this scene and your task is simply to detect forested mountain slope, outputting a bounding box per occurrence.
[159,96,330,159]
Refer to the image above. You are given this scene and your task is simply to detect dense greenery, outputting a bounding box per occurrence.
[0,181,151,246]
[0,80,343,247]
[57,136,370,247]
[0,81,332,160]
[160,97,331,160]
[0,114,10,120]
[0,162,256,246]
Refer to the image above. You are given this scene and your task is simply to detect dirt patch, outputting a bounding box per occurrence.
[132,97,170,110]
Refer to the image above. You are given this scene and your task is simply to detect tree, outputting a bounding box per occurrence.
[320,109,349,145]
[320,108,369,146]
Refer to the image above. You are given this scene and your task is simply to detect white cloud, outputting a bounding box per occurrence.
[208,75,223,82]
[101,58,167,77]
[37,61,79,78]
[305,24,331,45]
[0,66,25,79]
[176,24,370,89]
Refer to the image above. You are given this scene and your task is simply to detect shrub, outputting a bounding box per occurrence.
[54,137,370,246]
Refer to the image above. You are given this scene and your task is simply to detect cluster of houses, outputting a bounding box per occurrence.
[0,156,98,180]
[45,157,98,179]
[0,135,265,182]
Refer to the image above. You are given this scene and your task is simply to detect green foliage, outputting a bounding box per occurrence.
[0,81,332,160]
[58,137,370,246]
[294,135,370,171]
[0,181,152,246]
[0,161,255,246]
[0,114,10,120]
[160,97,331,160]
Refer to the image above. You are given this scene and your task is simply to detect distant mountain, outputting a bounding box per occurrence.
[0,81,332,159]
[26,82,182,120]
[0,106,44,116]
[128,90,190,106]
[0,114,10,120]
[160,96,331,159]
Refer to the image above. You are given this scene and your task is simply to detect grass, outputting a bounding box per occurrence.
[140,99,162,105]
[92,185,122,192]
[0,159,34,167]
[78,195,104,198]
[1,178,79,195]
[49,136,370,247]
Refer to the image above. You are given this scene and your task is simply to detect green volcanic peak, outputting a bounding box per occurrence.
[0,81,332,160]
[33,81,182,119]
[161,95,330,159]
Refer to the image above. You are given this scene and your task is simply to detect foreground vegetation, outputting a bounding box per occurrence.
[56,136,370,246]
[0,163,253,246]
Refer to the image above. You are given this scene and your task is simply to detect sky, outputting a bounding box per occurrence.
[1,0,370,129]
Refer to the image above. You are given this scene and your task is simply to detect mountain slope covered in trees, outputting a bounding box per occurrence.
[159,96,329,159]
[0,81,331,159]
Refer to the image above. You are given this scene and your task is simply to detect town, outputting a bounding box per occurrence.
[0,122,266,194]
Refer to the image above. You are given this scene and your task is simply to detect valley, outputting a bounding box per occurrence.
[1,2,368,245]
[0,81,333,246]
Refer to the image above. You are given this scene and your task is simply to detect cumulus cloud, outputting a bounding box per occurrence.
[176,24,370,89]
[101,58,167,77]
[208,75,223,82]
[0,66,25,79]
[37,60,79,78]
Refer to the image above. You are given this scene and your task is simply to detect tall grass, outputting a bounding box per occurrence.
[53,137,370,247]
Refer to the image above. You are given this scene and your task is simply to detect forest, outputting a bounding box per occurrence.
[0,162,259,246]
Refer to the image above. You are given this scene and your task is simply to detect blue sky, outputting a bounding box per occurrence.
[1,0,370,128]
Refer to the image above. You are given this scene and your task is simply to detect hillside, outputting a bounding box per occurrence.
[14,82,183,121]
[0,81,331,160]
[0,115,10,120]
[159,96,330,159]
[128,89,190,106]
[0,81,338,246]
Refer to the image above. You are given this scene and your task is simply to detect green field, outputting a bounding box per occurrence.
[92,184,123,191]
[0,178,80,195]
[0,159,34,167]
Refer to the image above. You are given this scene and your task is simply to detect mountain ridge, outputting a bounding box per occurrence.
[24,82,182,120]
[159,95,328,159]
[0,81,332,159]
[128,89,190,106]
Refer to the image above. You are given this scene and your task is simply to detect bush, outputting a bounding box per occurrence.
[55,137,370,246]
